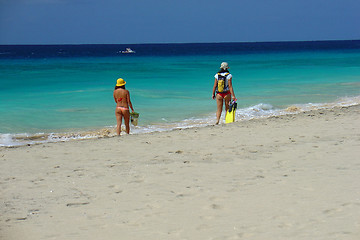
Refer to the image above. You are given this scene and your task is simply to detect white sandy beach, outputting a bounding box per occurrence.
[1,105,360,240]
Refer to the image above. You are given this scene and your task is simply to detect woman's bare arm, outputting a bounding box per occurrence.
[127,91,134,112]
[212,78,217,99]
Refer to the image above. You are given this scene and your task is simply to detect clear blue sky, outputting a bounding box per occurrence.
[1,0,359,44]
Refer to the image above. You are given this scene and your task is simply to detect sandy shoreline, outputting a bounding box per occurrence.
[1,105,360,240]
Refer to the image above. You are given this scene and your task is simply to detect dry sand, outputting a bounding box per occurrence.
[1,105,360,240]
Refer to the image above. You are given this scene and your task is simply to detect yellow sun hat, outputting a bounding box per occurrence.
[116,78,126,86]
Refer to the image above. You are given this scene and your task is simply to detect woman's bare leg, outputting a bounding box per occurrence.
[216,94,224,124]
[123,110,131,134]
[224,94,231,112]
[115,109,123,136]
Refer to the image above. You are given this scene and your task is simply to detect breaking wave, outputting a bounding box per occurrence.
[1,96,359,147]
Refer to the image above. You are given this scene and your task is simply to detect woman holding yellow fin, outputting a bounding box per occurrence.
[212,62,236,124]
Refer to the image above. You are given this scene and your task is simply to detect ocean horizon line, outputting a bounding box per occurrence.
[1,39,360,46]
[2,40,360,59]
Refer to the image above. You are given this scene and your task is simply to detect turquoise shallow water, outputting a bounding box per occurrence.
[1,42,360,146]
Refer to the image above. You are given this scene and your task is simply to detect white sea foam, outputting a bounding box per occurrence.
[1,96,360,147]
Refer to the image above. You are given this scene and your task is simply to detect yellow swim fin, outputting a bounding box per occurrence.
[225,109,235,123]
[225,101,237,123]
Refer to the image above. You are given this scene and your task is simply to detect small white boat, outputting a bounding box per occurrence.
[121,48,135,54]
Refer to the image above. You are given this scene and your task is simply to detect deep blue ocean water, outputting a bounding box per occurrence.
[1,40,360,146]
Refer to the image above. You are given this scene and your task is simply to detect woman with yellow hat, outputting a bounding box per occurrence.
[113,78,134,135]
